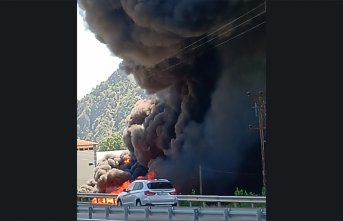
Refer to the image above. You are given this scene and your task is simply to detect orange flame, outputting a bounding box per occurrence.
[146,170,157,180]
[91,171,158,205]
[136,170,157,180]
[123,157,130,165]
[91,197,115,205]
[91,180,132,205]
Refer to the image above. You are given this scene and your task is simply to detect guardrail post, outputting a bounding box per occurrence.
[145,207,150,219]
[124,206,129,220]
[224,208,230,221]
[105,206,110,219]
[251,203,254,208]
[217,202,221,207]
[189,201,192,207]
[88,206,93,219]
[263,208,266,220]
[168,207,173,221]
[257,208,262,221]
[203,202,206,207]
[193,208,199,221]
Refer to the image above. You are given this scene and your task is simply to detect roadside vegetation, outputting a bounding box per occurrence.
[178,187,266,208]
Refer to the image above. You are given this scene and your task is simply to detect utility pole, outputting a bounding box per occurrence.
[247,91,266,187]
[198,143,204,195]
[93,144,97,168]
[199,164,203,195]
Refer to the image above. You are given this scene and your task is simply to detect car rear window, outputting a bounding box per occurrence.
[147,181,173,189]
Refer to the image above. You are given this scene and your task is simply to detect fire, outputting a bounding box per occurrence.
[91,197,115,204]
[146,170,157,180]
[92,180,132,205]
[136,170,156,180]
[110,180,132,195]
[91,171,158,205]
[91,198,97,204]
[123,156,130,165]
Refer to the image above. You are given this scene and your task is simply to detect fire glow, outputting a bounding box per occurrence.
[92,171,157,205]
[123,156,130,165]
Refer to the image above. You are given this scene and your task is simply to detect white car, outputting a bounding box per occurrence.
[117,179,178,206]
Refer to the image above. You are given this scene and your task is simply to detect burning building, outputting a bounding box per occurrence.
[78,0,266,195]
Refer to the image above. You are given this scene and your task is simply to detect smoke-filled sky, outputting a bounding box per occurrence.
[78,0,266,195]
[77,5,122,99]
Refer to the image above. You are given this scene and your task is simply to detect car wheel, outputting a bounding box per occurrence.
[117,199,122,206]
[136,200,142,206]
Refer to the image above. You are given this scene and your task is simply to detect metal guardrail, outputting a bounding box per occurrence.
[176,195,266,207]
[78,193,119,198]
[77,193,266,208]
[176,195,266,203]
[77,203,266,221]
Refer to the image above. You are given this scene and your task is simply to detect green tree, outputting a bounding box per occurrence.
[77,68,149,145]
[98,132,125,151]
[233,187,266,208]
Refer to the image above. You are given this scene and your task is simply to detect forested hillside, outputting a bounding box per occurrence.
[77,69,149,150]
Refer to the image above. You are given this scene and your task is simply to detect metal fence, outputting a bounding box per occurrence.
[77,203,266,221]
[77,194,266,221]
[77,193,266,208]
[176,195,266,207]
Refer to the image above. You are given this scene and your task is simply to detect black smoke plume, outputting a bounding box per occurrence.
[78,0,266,195]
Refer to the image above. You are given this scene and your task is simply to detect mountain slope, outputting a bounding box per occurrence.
[77,69,148,145]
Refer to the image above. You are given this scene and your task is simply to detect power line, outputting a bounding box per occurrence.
[141,5,265,79]
[151,2,266,67]
[158,19,266,74]
[214,20,266,48]
[182,10,266,54]
[154,10,265,74]
[148,10,266,76]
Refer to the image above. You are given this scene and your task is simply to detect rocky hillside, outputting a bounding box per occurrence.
[77,69,149,146]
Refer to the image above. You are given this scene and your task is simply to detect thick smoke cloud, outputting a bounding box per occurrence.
[78,151,133,193]
[78,0,265,194]
[78,0,250,67]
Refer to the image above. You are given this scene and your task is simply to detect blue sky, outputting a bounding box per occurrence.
[77,5,122,100]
